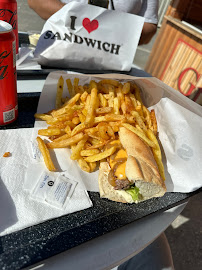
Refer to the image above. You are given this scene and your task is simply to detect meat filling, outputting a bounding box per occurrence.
[114,179,131,190]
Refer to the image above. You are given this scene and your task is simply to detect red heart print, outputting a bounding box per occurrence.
[82,18,99,33]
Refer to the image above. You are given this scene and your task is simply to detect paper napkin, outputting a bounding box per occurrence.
[0,128,92,236]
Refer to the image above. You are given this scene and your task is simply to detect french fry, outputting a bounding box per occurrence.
[107,125,115,139]
[98,93,108,107]
[66,78,74,97]
[150,109,158,135]
[99,79,119,87]
[98,122,110,140]
[78,112,86,123]
[38,128,61,136]
[133,84,143,104]
[85,146,117,162]
[34,113,53,121]
[78,158,91,173]
[146,129,165,180]
[89,162,97,172]
[113,97,120,115]
[131,111,146,130]
[80,149,100,156]
[85,88,97,126]
[55,76,64,109]
[36,137,56,171]
[143,105,152,129]
[71,122,86,136]
[96,107,113,115]
[89,80,98,90]
[47,132,84,148]
[80,91,88,102]
[72,117,80,125]
[64,125,71,136]
[73,77,79,94]
[122,123,156,148]
[122,82,130,94]
[70,136,88,160]
[86,142,106,150]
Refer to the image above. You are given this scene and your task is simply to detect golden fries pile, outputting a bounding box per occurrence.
[35,76,165,180]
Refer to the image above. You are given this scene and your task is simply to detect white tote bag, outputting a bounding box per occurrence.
[34,1,144,71]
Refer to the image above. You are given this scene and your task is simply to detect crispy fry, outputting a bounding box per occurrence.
[99,79,119,87]
[89,80,98,90]
[146,129,165,180]
[47,132,84,148]
[80,91,88,103]
[85,88,97,126]
[122,82,130,94]
[71,136,88,160]
[71,122,86,136]
[78,158,91,173]
[150,109,158,135]
[143,105,152,129]
[72,117,80,125]
[96,107,113,115]
[80,149,100,156]
[34,113,53,121]
[85,146,117,162]
[113,97,120,115]
[131,111,146,130]
[89,162,97,172]
[66,78,74,97]
[56,76,64,109]
[38,128,61,136]
[36,137,56,171]
[50,133,71,143]
[98,93,108,107]
[64,125,71,136]
[98,122,110,140]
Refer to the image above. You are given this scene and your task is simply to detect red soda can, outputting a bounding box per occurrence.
[0,0,18,55]
[0,21,18,126]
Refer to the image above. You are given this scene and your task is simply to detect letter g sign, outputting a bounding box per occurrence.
[178,67,201,96]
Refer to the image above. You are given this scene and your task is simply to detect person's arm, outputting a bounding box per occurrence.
[138,0,158,45]
[27,0,65,20]
[139,22,157,45]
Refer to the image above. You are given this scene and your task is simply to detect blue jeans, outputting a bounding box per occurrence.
[118,233,175,270]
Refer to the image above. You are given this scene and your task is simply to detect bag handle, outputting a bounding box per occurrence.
[111,0,115,10]
[88,0,115,10]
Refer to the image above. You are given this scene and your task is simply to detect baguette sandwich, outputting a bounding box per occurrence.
[98,127,166,203]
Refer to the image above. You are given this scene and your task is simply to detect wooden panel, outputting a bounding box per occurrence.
[160,39,202,95]
[145,15,202,97]
[145,17,202,77]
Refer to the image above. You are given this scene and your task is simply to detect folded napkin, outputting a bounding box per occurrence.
[0,128,92,237]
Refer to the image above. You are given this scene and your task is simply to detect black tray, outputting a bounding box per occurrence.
[0,93,201,270]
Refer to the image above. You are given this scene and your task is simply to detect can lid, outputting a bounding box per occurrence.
[0,21,12,34]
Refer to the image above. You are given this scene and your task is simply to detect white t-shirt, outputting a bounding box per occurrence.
[60,0,158,24]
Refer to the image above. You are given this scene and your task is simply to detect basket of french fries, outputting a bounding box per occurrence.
[34,74,168,204]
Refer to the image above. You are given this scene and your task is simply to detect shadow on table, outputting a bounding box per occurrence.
[0,179,18,234]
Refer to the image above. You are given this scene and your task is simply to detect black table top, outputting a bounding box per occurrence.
[0,92,201,270]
